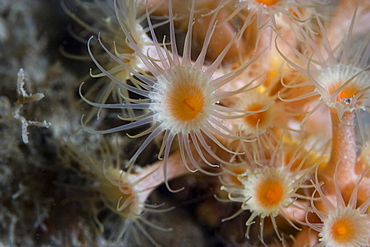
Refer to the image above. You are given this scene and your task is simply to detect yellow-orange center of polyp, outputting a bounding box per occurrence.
[244,104,267,127]
[330,84,360,102]
[255,0,279,6]
[338,89,358,101]
[256,179,284,207]
[331,218,355,243]
[169,84,205,121]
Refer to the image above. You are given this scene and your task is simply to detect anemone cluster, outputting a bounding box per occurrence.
[60,0,370,246]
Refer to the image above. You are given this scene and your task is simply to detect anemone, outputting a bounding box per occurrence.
[228,80,309,148]
[220,136,315,244]
[276,1,370,140]
[63,0,166,122]
[233,88,276,136]
[80,0,263,191]
[307,165,370,247]
[227,87,291,151]
[59,135,173,247]
[232,0,326,49]
[98,166,173,246]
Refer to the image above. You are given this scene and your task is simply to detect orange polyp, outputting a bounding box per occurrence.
[288,8,299,18]
[285,152,308,172]
[289,157,302,172]
[338,89,357,101]
[226,166,248,186]
[102,180,135,218]
[265,69,277,88]
[331,218,354,243]
[255,0,279,6]
[257,180,284,207]
[169,85,205,121]
[329,84,360,102]
[244,104,267,126]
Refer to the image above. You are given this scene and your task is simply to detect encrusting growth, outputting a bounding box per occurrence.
[0,68,51,144]
[57,0,370,246]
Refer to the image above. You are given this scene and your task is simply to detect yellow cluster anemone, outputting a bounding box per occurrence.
[276,1,370,140]
[307,166,370,247]
[59,136,172,246]
[233,89,276,135]
[220,137,317,244]
[80,0,263,191]
[60,0,370,246]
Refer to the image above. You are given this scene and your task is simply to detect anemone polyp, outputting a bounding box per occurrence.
[220,138,314,243]
[233,89,275,135]
[81,0,261,190]
[307,166,370,247]
[277,2,370,119]
[59,135,172,246]
[149,65,215,133]
[100,167,142,219]
[221,165,309,242]
[320,207,370,247]
[243,167,293,217]
[276,0,370,141]
[314,64,370,116]
[98,165,173,245]
[244,104,268,126]
[63,0,157,123]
